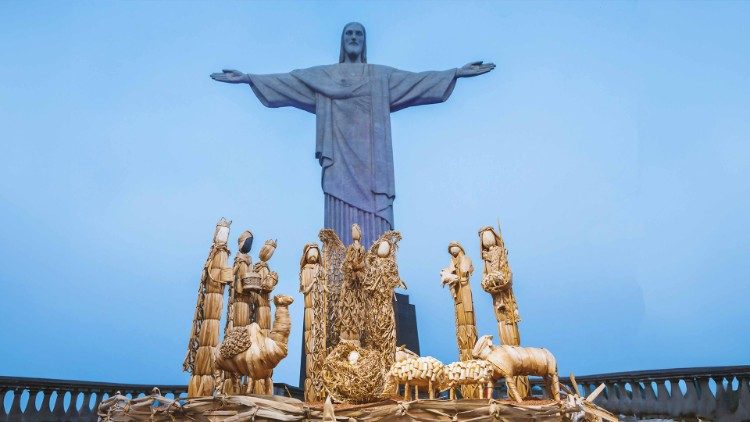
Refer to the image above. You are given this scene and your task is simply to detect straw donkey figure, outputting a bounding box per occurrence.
[363,230,405,371]
[440,241,481,398]
[183,218,234,397]
[299,243,327,402]
[472,335,560,403]
[382,346,445,400]
[478,225,529,398]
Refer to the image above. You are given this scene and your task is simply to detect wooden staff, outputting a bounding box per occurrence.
[183,218,233,397]
[440,241,480,399]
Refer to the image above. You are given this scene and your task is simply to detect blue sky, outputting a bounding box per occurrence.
[1,1,748,387]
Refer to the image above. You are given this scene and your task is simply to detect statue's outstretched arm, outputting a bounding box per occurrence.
[456,61,496,78]
[210,69,251,84]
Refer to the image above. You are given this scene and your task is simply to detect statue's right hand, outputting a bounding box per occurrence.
[210,69,249,84]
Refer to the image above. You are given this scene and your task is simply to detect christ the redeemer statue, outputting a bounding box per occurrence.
[211,22,494,246]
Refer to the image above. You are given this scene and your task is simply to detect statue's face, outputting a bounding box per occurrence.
[449,245,461,257]
[306,247,319,263]
[376,240,390,258]
[481,231,496,249]
[239,233,254,254]
[352,224,361,241]
[343,23,365,59]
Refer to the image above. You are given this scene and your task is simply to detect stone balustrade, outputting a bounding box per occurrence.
[3,367,749,421]
[526,366,750,422]
[0,376,301,422]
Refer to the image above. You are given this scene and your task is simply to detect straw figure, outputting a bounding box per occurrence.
[299,243,328,402]
[443,359,495,400]
[382,346,445,400]
[183,218,234,397]
[339,224,367,346]
[363,230,405,371]
[221,230,255,394]
[440,241,480,399]
[214,295,295,395]
[472,335,560,403]
[478,225,529,398]
[248,238,279,392]
[319,228,346,348]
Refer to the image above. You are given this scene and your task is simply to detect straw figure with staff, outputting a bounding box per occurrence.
[183,218,234,397]
[299,243,327,402]
[478,224,529,398]
[440,241,480,398]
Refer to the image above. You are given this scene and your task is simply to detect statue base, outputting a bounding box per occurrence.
[98,392,615,422]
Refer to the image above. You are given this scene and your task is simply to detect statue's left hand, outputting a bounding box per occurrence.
[210,69,250,84]
[457,61,496,78]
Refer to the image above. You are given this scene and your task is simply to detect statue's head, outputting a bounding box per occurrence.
[479,227,498,250]
[472,335,494,359]
[238,230,254,254]
[300,243,320,270]
[259,239,277,262]
[306,244,320,263]
[339,22,367,63]
[351,223,362,242]
[213,217,232,245]
[376,240,391,258]
[448,241,464,258]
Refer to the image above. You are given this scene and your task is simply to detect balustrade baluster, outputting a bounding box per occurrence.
[6,388,22,422]
[66,389,81,419]
[51,389,66,420]
[735,375,750,422]
[641,380,658,416]
[36,389,53,420]
[78,391,93,419]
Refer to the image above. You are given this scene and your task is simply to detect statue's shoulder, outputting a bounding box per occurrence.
[369,64,398,75]
[290,64,337,78]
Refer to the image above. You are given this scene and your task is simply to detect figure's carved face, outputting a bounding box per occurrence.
[239,231,254,254]
[215,225,230,244]
[306,247,320,264]
[343,23,365,59]
[481,231,496,249]
[449,245,461,257]
[352,224,361,241]
[377,240,390,257]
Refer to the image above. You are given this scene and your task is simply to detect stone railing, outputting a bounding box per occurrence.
[0,376,302,422]
[4,368,749,421]
[526,366,750,422]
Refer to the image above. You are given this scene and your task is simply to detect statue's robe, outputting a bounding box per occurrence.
[247,64,457,246]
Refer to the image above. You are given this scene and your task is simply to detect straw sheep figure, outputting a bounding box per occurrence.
[382,346,446,400]
[443,359,495,400]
